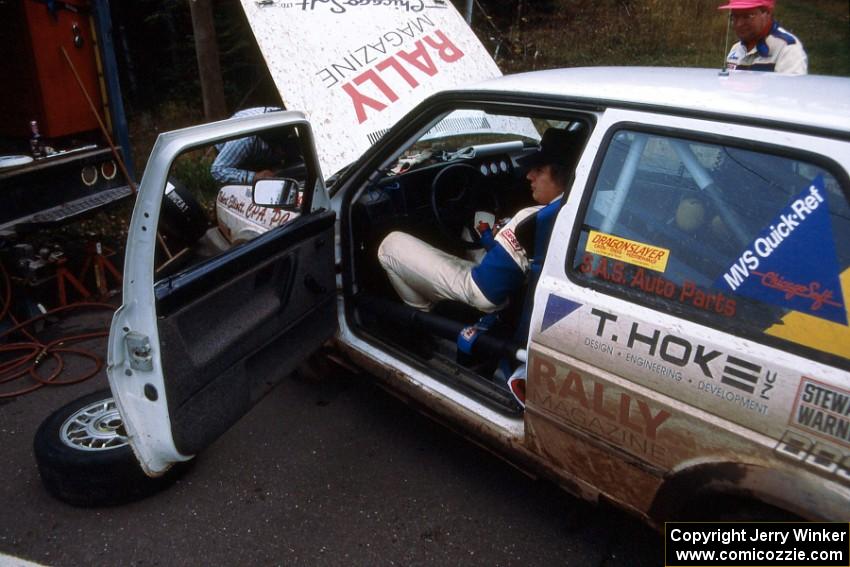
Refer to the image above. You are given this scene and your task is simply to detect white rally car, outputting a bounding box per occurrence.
[35,67,850,525]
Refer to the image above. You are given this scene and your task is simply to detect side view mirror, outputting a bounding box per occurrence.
[253,178,301,209]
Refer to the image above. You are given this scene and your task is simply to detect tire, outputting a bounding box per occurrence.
[160,177,210,249]
[33,389,185,507]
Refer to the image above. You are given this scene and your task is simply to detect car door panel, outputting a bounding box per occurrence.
[154,211,336,454]
[108,111,336,475]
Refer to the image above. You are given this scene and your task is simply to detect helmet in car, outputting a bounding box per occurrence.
[675,196,707,232]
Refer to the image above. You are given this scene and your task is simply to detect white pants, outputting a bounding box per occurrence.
[377,231,500,312]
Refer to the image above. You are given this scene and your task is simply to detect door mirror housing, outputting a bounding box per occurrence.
[253,178,301,210]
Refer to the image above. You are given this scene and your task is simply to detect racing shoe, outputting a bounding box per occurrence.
[507,366,526,408]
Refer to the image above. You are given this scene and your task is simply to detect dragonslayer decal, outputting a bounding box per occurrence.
[586,231,669,273]
[791,377,850,448]
[716,176,847,325]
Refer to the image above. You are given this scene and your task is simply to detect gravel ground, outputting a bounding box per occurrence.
[0,309,662,566]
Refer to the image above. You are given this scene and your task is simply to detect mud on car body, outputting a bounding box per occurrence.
[36,68,850,524]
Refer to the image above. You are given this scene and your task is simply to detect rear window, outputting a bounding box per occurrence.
[570,129,850,368]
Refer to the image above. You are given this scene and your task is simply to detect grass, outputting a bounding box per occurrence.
[128,100,205,175]
[477,0,849,76]
[779,0,850,76]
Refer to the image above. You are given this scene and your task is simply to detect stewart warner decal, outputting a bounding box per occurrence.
[791,377,850,448]
[715,176,846,325]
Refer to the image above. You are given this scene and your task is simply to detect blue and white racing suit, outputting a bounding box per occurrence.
[377,205,542,313]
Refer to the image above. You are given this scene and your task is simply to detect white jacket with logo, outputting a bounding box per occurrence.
[726,21,808,75]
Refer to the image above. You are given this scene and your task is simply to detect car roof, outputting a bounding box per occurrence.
[461,67,850,134]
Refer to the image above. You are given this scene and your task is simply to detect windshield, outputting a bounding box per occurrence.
[411,109,542,154]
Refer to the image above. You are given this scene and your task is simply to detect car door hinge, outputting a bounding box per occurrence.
[125,331,153,372]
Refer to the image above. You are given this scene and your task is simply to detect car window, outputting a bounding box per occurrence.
[570,128,850,368]
[398,109,544,162]
[155,123,313,278]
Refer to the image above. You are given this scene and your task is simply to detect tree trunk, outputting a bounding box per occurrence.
[188,0,226,121]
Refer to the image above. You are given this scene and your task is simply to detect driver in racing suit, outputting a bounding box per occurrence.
[377,127,583,313]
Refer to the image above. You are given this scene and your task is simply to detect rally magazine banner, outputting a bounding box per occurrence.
[240,0,501,178]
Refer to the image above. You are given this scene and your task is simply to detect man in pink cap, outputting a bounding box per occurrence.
[718,0,807,74]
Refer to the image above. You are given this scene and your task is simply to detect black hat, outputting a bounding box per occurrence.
[516,127,585,169]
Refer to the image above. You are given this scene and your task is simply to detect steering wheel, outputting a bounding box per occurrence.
[430,163,499,249]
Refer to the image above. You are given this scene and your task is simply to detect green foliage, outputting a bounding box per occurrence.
[468,0,849,76]
[127,101,204,175]
[115,0,846,129]
[46,0,846,269]
[170,151,219,214]
[777,0,850,76]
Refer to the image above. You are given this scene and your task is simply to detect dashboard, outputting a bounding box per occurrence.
[353,141,535,230]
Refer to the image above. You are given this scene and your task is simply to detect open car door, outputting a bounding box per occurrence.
[107,111,336,476]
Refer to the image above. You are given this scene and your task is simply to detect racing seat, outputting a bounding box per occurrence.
[511,198,561,345]
[454,198,561,370]
[352,198,562,413]
[357,200,561,358]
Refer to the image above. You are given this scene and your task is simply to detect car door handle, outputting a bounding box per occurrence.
[304,274,327,294]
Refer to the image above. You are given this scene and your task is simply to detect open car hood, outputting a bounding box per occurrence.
[240,0,501,178]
